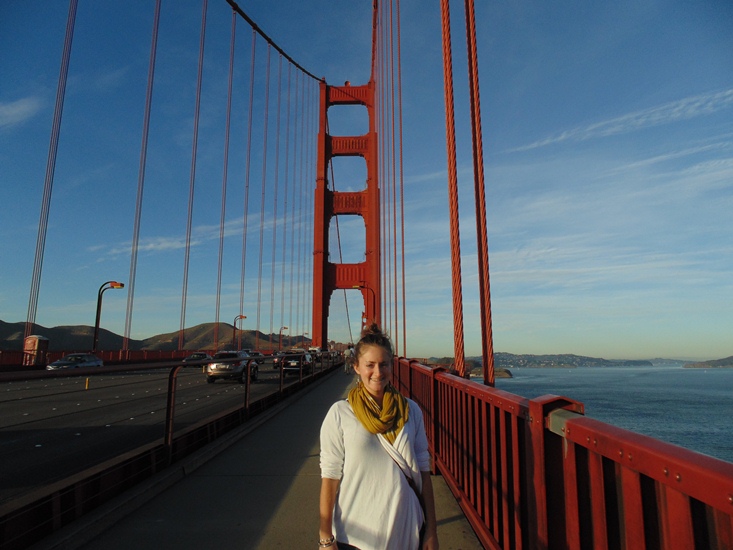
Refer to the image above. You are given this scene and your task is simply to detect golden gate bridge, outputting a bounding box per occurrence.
[1,1,733,549]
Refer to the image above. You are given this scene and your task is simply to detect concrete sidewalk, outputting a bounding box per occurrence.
[40,370,482,549]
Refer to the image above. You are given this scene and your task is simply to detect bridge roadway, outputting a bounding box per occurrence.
[37,369,483,550]
[0,364,293,504]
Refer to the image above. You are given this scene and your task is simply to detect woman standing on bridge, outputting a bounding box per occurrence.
[318,324,438,550]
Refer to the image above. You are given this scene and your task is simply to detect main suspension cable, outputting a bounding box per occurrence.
[439,0,466,376]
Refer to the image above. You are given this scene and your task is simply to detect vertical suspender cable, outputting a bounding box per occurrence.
[439,0,466,376]
[213,9,237,350]
[302,78,310,340]
[269,55,283,344]
[280,66,292,338]
[377,5,389,332]
[383,5,394,339]
[240,30,257,336]
[295,76,306,340]
[255,46,272,350]
[389,0,400,355]
[464,0,495,385]
[327,117,355,345]
[303,81,314,345]
[25,0,79,340]
[124,0,161,353]
[396,0,408,357]
[179,0,208,350]
[287,72,300,340]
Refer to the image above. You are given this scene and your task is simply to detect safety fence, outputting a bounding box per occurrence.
[394,358,733,550]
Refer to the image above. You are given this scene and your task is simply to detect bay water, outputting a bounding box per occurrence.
[487,365,733,464]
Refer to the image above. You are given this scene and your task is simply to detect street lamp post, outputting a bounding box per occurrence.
[279,326,288,352]
[353,284,377,326]
[233,314,247,349]
[93,281,124,353]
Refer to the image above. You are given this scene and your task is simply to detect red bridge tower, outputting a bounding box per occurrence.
[312,80,380,349]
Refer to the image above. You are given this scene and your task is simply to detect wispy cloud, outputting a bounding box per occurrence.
[0,97,42,129]
[509,88,733,152]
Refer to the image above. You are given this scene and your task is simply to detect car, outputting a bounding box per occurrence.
[271,351,284,367]
[46,353,104,370]
[182,352,213,366]
[282,352,313,376]
[205,351,258,384]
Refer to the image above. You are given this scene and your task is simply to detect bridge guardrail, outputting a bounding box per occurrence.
[394,357,733,550]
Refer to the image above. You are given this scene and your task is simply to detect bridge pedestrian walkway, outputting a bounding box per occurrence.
[46,370,482,550]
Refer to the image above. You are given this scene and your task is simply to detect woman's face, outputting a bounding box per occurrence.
[354,344,393,402]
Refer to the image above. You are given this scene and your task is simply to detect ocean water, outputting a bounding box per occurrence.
[488,365,733,464]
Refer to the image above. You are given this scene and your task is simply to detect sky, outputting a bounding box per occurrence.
[1,1,732,361]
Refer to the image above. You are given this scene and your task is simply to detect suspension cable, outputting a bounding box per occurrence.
[464,0,495,385]
[326,115,355,345]
[25,0,79,341]
[240,29,257,338]
[396,0,407,357]
[389,0,400,355]
[439,0,466,376]
[255,46,272,350]
[226,0,321,82]
[269,55,284,345]
[304,80,316,340]
[179,0,208,350]
[124,0,161,352]
[213,8,237,350]
[295,75,306,340]
[287,72,300,342]
[280,66,292,342]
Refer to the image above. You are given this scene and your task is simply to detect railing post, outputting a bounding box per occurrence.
[430,365,447,476]
[279,361,284,393]
[526,395,584,549]
[245,360,251,415]
[164,365,183,465]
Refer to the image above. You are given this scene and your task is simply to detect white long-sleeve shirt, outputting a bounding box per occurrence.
[320,398,431,550]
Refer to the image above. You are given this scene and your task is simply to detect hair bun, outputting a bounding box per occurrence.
[360,322,383,339]
[354,323,394,359]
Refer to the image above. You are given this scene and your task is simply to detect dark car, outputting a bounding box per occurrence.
[46,353,104,370]
[271,352,286,369]
[282,351,313,376]
[182,352,213,366]
[205,351,258,384]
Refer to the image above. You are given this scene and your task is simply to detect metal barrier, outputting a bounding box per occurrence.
[394,357,733,550]
[0,355,343,550]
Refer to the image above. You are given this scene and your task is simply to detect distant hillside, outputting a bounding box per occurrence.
[0,320,138,351]
[0,320,306,352]
[428,353,656,372]
[494,353,654,368]
[685,356,733,368]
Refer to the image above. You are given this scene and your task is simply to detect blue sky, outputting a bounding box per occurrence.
[2,1,732,361]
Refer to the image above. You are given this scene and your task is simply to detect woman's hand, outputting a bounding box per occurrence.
[421,530,439,550]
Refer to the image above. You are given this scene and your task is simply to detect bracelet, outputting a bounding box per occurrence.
[318,535,335,547]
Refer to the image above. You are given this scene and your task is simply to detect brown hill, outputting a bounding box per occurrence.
[0,320,307,352]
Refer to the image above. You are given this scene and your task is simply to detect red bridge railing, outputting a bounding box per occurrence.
[394,358,733,550]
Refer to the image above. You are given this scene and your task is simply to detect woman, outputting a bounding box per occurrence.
[318,324,439,549]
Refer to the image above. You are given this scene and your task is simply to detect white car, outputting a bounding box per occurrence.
[46,353,104,370]
[205,351,258,383]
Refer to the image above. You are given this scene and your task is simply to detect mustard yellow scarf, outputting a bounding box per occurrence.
[348,382,409,445]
